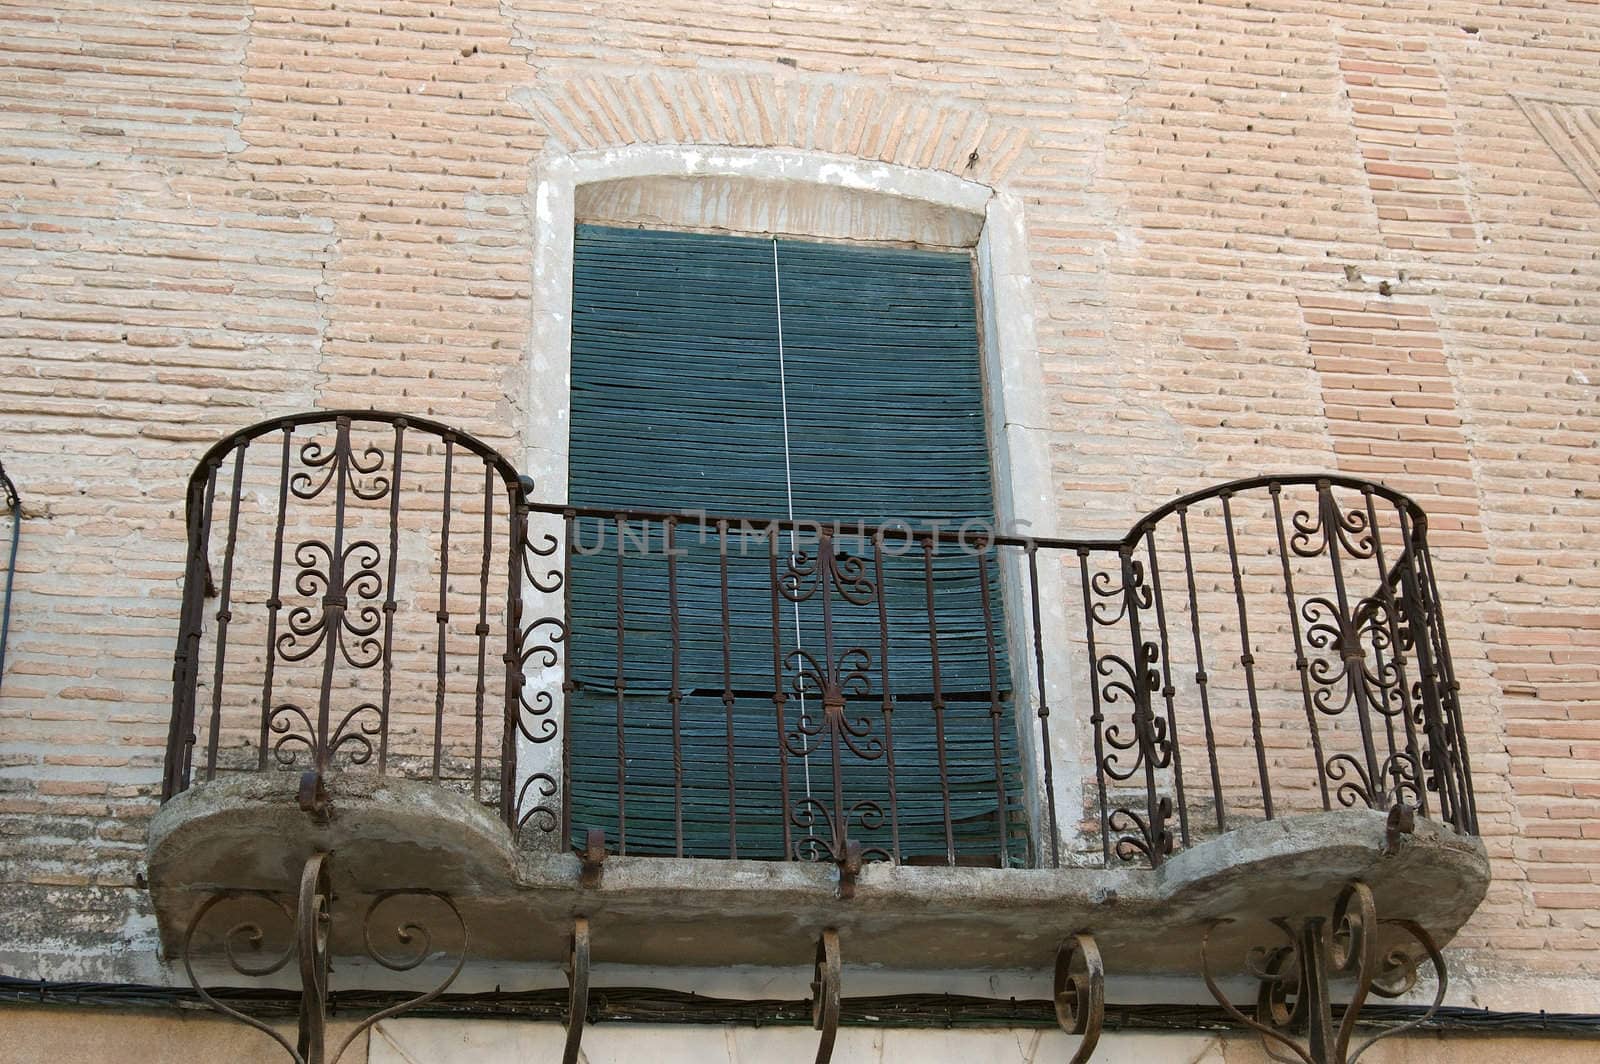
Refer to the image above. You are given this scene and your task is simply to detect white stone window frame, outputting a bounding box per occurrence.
[519,145,1081,864]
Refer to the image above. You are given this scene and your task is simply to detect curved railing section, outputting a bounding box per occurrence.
[161,411,531,825]
[1075,475,1477,867]
[163,413,1477,868]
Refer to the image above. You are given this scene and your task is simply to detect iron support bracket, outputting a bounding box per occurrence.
[1200,879,1448,1064]
[562,916,591,1064]
[811,928,842,1064]
[179,851,467,1064]
[1054,931,1106,1064]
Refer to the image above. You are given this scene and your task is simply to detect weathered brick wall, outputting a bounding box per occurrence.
[1,0,1597,989]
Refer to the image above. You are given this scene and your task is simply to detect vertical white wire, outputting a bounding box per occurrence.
[772,238,812,803]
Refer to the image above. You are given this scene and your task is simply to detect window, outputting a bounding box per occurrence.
[563,225,1024,865]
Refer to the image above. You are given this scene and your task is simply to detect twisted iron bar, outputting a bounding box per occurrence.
[1199,880,1447,1064]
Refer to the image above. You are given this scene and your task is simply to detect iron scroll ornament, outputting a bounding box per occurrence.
[1199,880,1447,1064]
[179,852,468,1064]
[811,927,842,1064]
[1054,932,1106,1064]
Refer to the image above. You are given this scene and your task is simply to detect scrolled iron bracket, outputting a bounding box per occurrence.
[1199,879,1447,1064]
[297,769,329,819]
[179,851,467,1064]
[1382,803,1415,855]
[562,916,591,1064]
[1054,931,1105,1064]
[811,927,842,1064]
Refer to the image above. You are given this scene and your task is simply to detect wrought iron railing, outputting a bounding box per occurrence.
[161,411,528,820]
[163,412,1478,869]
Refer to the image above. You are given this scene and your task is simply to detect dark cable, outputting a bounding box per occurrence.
[4,976,1600,1037]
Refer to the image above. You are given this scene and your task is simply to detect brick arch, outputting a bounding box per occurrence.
[515,65,1032,187]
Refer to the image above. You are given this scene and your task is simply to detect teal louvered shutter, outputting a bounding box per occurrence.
[566,224,1022,864]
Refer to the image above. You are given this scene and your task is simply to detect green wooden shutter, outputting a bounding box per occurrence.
[567,224,1022,864]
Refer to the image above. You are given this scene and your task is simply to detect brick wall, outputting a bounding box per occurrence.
[0,0,1597,987]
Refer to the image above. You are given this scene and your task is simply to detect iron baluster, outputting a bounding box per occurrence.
[1077,548,1112,865]
[921,534,956,866]
[1220,490,1273,819]
[430,431,454,784]
[1142,529,1190,849]
[872,531,902,865]
[316,418,354,787]
[204,446,246,783]
[613,514,628,855]
[977,543,1011,864]
[719,519,739,858]
[257,429,293,771]
[768,528,794,860]
[1176,506,1225,832]
[378,421,405,774]
[1026,541,1061,868]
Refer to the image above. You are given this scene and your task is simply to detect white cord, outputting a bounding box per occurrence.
[772,239,812,802]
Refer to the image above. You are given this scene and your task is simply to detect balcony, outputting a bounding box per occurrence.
[148,411,1487,1064]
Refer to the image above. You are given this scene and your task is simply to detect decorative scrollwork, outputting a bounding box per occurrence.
[1378,752,1422,811]
[346,442,391,502]
[1054,932,1105,1064]
[522,521,565,594]
[516,616,566,744]
[777,545,877,606]
[811,928,842,1064]
[286,429,391,504]
[515,772,559,839]
[1200,880,1449,1064]
[290,438,337,501]
[1089,560,1151,625]
[1094,643,1168,784]
[268,703,317,766]
[180,872,312,1062]
[1325,753,1375,810]
[1109,799,1173,865]
[179,853,469,1064]
[791,797,886,864]
[1290,488,1376,561]
[336,540,384,668]
[181,890,300,1061]
[782,648,880,762]
[266,702,382,770]
[326,890,468,1064]
[329,702,382,765]
[274,539,386,670]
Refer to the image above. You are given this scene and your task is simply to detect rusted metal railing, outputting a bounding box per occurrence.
[163,412,1477,868]
[161,411,528,824]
